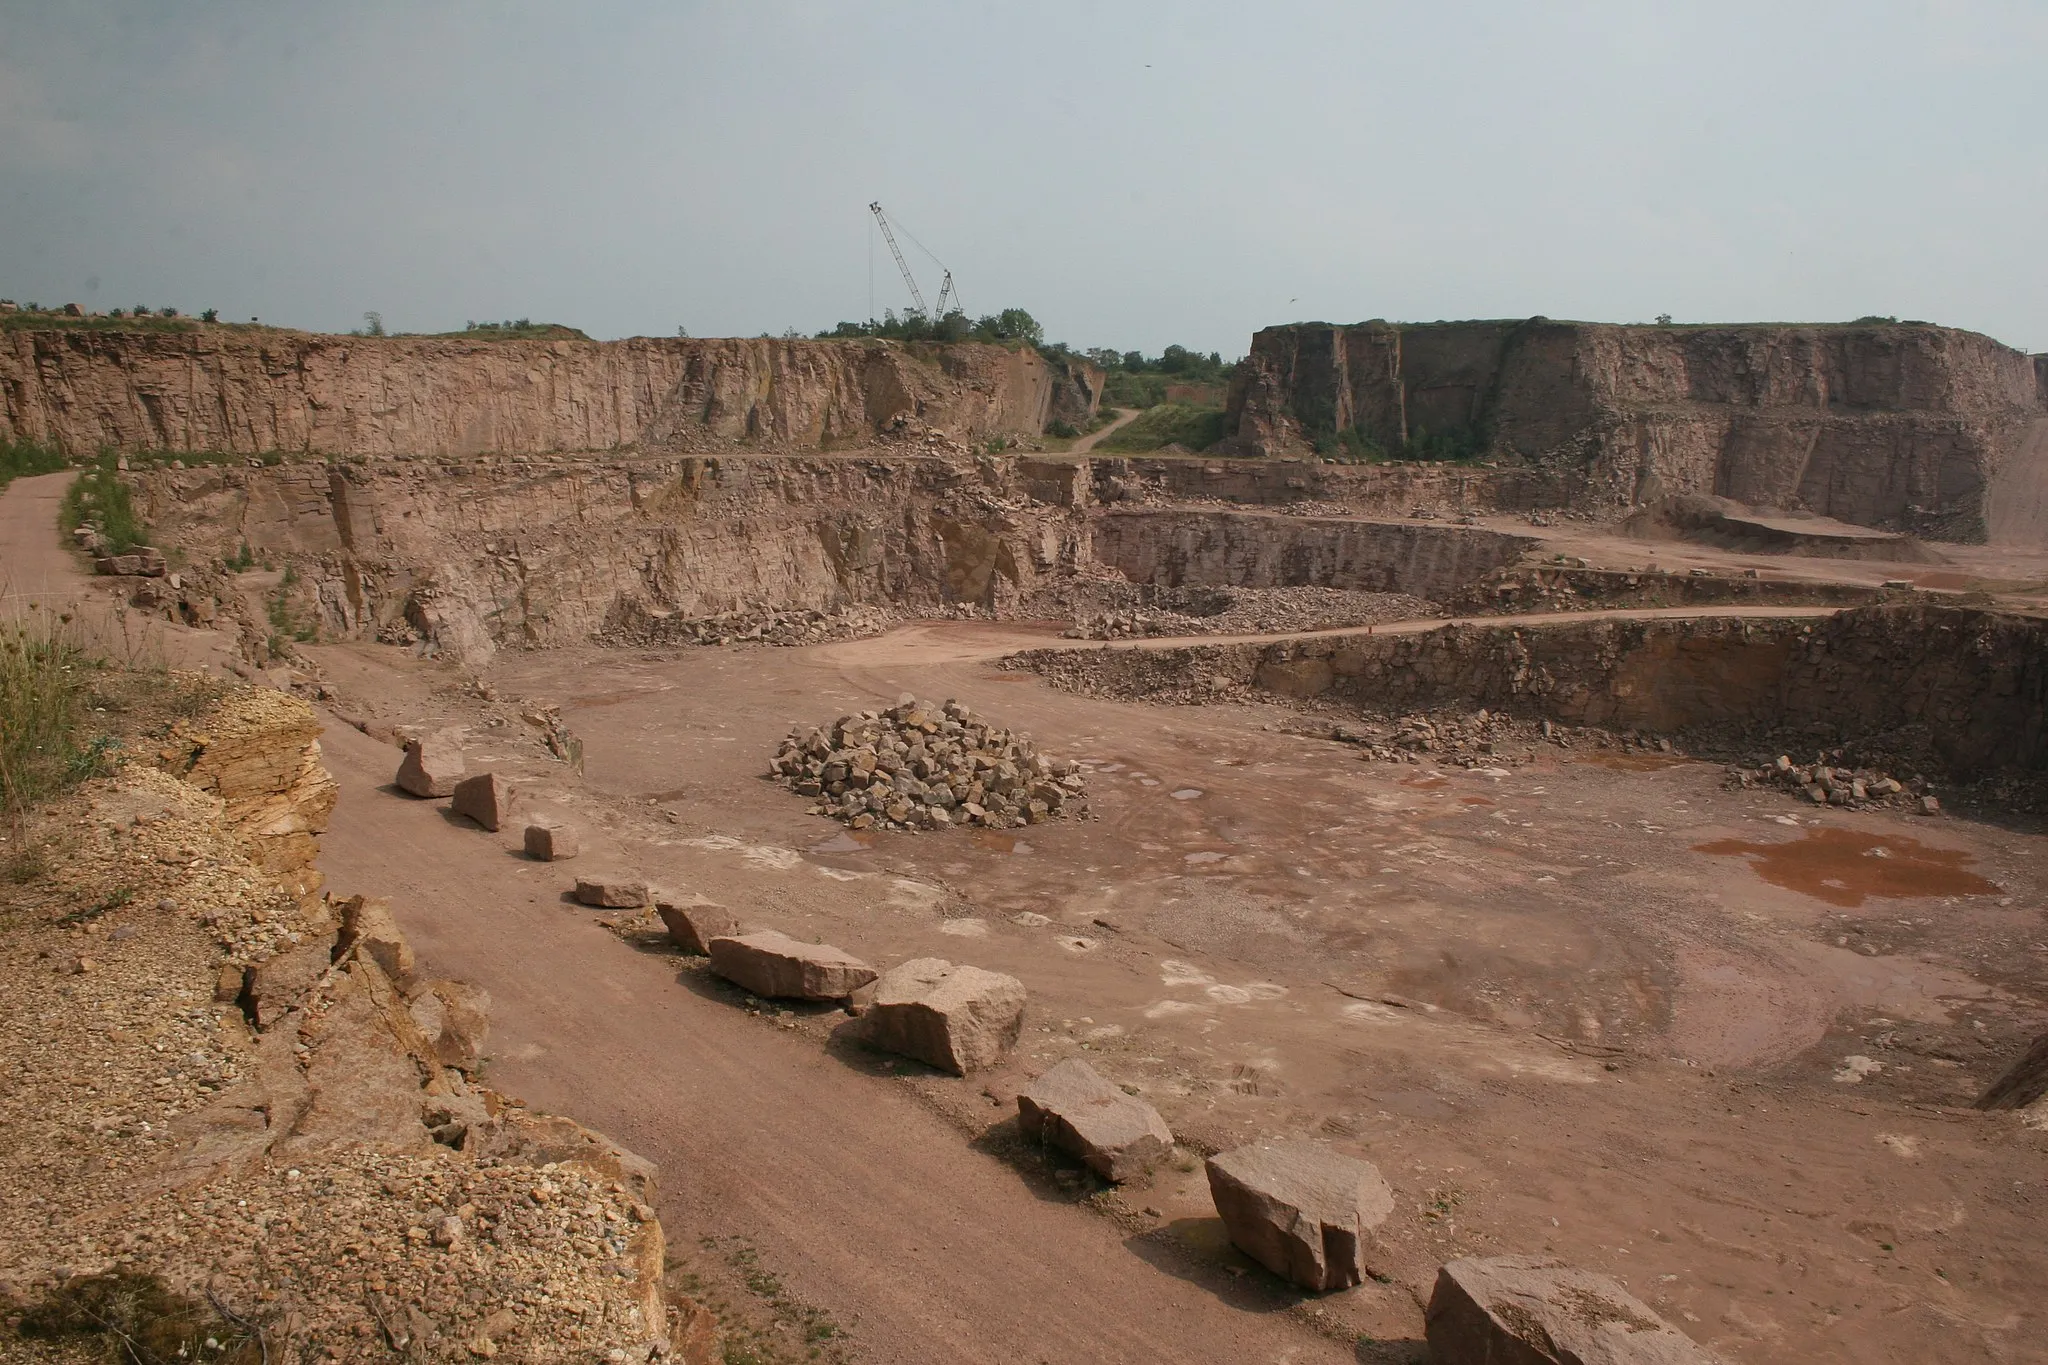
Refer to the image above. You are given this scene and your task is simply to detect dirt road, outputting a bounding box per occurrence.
[0,471,80,609]
[1067,407,1141,454]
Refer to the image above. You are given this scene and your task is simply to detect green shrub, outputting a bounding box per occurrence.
[0,605,99,818]
[1097,403,1229,454]
[0,439,68,493]
[60,461,147,553]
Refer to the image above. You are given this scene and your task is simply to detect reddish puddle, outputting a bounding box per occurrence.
[1692,827,1999,907]
[1458,795,1495,807]
[1582,751,1695,772]
[1401,775,1450,790]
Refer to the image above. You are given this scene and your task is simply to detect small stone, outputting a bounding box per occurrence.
[574,876,648,908]
[431,1215,463,1247]
[654,893,740,955]
[450,772,515,832]
[1918,795,1942,816]
[522,822,579,861]
[396,736,465,798]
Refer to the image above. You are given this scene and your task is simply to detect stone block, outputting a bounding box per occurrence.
[864,957,1026,1075]
[655,892,740,955]
[574,875,648,908]
[1017,1058,1173,1181]
[450,772,514,831]
[1205,1141,1392,1292]
[708,930,875,1001]
[522,821,579,861]
[396,736,464,798]
[1426,1256,1728,1363]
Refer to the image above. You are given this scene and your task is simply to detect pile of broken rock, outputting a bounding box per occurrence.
[1732,755,1939,814]
[769,695,1087,832]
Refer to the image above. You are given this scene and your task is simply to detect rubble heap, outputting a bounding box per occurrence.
[770,695,1087,832]
[1731,755,1938,812]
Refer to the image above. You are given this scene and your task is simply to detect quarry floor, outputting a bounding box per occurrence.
[7,466,2046,1364]
[298,621,2048,1365]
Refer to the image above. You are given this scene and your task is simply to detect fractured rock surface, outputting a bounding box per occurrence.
[451,771,515,831]
[708,931,876,1002]
[863,957,1026,1075]
[1205,1140,1392,1292]
[771,695,1087,833]
[396,735,465,798]
[1017,1058,1173,1180]
[1426,1255,1728,1364]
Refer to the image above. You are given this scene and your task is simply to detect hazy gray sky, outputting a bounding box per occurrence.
[3,2,2043,356]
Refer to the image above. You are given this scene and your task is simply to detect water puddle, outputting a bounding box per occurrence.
[1401,775,1449,790]
[1458,795,1495,807]
[970,830,1033,855]
[1170,788,1204,801]
[1692,828,1999,907]
[810,830,873,854]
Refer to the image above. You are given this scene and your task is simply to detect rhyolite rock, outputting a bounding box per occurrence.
[864,957,1027,1075]
[450,772,515,831]
[1017,1058,1173,1181]
[396,736,465,798]
[1205,1140,1392,1292]
[574,876,648,908]
[1426,1256,1729,1364]
[522,821,579,861]
[707,931,875,1002]
[655,892,741,955]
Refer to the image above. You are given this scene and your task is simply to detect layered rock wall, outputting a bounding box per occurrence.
[1017,604,2048,778]
[0,328,1098,456]
[1227,321,2048,542]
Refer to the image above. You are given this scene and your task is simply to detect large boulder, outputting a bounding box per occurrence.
[655,892,741,955]
[707,931,875,1002]
[395,736,465,798]
[1017,1058,1173,1181]
[1426,1256,1728,1364]
[574,875,649,908]
[1205,1141,1392,1292]
[450,772,515,832]
[864,958,1027,1075]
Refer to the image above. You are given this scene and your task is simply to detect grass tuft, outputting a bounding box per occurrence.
[1097,403,1229,454]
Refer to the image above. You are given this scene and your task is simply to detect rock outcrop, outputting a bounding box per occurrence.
[0,329,1097,457]
[1225,319,2048,542]
[707,931,876,1001]
[1017,1059,1173,1180]
[165,687,337,898]
[1204,1141,1393,1292]
[1426,1256,1727,1363]
[862,957,1027,1074]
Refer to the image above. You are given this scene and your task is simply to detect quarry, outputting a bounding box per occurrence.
[3,313,2047,1365]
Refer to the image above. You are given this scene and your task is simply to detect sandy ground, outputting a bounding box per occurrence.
[7,468,2047,1362]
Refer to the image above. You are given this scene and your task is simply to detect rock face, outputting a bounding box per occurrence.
[655,893,741,955]
[522,821,579,861]
[1017,1059,1173,1180]
[574,876,649,909]
[167,688,338,899]
[1225,319,2047,543]
[450,772,515,831]
[395,736,465,798]
[1426,1256,1728,1364]
[0,330,1097,457]
[1205,1141,1393,1292]
[707,931,876,1001]
[334,894,417,989]
[408,980,492,1071]
[863,958,1027,1075]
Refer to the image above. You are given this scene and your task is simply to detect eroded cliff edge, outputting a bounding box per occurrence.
[0,330,1102,456]
[1225,319,2048,542]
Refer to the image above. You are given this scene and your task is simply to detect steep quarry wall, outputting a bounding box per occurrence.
[1018,604,2048,778]
[1226,321,2048,542]
[130,453,1544,663]
[0,328,1100,457]
[1092,509,1533,601]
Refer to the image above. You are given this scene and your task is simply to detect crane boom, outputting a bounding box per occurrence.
[933,269,958,321]
[868,202,928,319]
